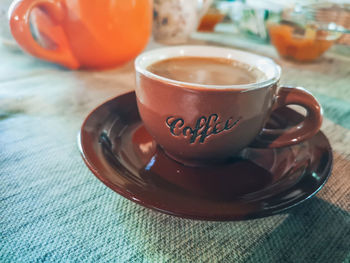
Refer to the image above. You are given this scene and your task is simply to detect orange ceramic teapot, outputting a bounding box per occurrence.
[9,0,152,69]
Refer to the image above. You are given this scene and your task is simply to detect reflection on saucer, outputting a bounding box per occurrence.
[139,147,274,201]
[131,125,275,201]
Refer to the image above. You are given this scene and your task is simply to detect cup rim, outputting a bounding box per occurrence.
[135,45,281,91]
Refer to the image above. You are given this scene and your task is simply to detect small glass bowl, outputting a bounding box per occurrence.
[268,21,341,62]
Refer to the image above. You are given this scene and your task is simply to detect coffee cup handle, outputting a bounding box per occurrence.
[9,0,79,69]
[253,86,323,148]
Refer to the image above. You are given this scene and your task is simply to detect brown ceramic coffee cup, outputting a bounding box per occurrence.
[135,46,322,165]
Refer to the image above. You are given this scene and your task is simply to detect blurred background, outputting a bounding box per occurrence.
[2,0,350,67]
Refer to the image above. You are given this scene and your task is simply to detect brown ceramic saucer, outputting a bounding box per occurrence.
[78,92,333,221]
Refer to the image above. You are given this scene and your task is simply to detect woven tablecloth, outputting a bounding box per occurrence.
[1,32,350,263]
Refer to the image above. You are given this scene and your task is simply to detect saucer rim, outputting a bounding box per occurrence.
[78,91,333,221]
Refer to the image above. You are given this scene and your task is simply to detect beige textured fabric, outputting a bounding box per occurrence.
[1,32,349,262]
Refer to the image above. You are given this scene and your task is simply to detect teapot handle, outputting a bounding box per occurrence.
[9,0,79,69]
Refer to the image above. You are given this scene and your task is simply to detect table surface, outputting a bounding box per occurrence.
[1,30,350,263]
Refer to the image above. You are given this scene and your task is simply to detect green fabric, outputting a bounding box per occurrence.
[1,35,350,263]
[313,93,350,130]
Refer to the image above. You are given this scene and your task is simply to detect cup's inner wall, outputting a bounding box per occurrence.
[135,45,281,89]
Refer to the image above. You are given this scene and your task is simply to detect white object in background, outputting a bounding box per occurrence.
[153,0,213,45]
[0,0,19,50]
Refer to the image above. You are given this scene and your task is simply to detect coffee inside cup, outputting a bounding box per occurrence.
[147,56,267,86]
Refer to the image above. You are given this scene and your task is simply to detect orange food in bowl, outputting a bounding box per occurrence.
[269,24,336,62]
[198,12,225,32]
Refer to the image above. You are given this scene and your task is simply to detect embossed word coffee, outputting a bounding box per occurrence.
[135,46,323,165]
[166,114,241,144]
